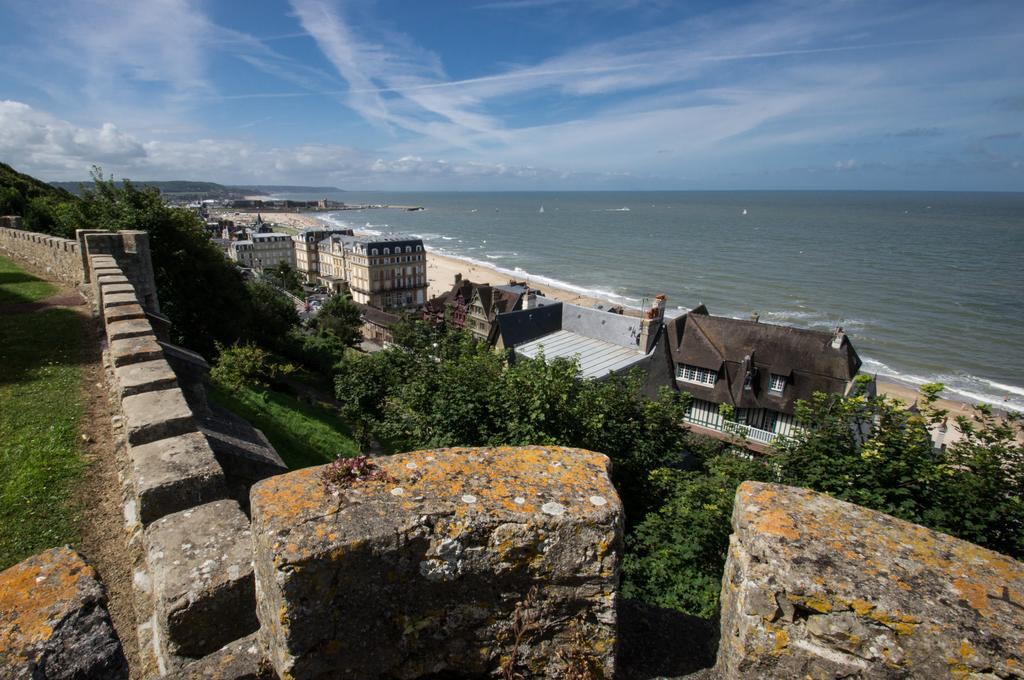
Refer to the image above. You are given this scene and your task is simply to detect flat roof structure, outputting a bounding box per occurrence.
[516,329,644,379]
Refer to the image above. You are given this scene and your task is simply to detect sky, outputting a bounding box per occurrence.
[0,0,1022,191]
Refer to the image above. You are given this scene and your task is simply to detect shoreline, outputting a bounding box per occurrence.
[234,211,1016,416]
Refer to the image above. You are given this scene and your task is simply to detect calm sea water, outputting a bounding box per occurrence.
[280,191,1024,411]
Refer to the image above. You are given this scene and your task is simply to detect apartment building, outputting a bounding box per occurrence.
[316,235,427,310]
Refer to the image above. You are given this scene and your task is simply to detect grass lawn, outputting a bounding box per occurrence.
[208,384,360,469]
[0,306,85,569]
[0,254,58,304]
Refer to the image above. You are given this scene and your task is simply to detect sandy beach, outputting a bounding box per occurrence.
[214,210,326,232]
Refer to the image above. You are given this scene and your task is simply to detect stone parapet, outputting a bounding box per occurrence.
[129,432,227,525]
[0,546,128,679]
[716,481,1024,678]
[144,500,258,662]
[251,446,623,679]
[0,220,83,284]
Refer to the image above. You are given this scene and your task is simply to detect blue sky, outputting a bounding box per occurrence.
[0,0,1022,190]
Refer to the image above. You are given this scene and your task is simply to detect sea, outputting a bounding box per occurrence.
[277,190,1024,412]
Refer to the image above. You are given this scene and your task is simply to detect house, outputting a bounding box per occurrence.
[496,294,677,399]
[423,275,539,345]
[292,226,353,283]
[355,303,401,349]
[665,306,871,447]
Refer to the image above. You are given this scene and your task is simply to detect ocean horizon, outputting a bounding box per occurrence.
[277,190,1024,412]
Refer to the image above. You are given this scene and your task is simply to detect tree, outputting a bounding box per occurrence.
[265,262,304,296]
[246,280,300,349]
[78,169,256,355]
[315,293,363,347]
[623,452,772,618]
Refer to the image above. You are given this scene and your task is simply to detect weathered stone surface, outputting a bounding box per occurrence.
[0,546,128,679]
[130,431,227,525]
[146,500,258,660]
[92,266,122,279]
[109,334,164,367]
[200,404,287,511]
[122,388,196,446]
[96,273,130,286]
[164,633,274,680]
[104,302,146,323]
[100,282,136,297]
[114,357,177,397]
[251,446,623,680]
[716,482,1024,679]
[106,317,154,342]
[101,292,139,308]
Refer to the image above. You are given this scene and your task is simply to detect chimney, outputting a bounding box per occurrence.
[638,294,666,353]
[831,326,846,349]
[454,273,462,284]
[522,290,537,310]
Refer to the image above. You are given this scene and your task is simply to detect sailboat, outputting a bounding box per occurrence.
[539,205,545,213]
[742,208,748,215]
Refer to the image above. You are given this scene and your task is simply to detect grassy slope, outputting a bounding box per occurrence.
[0,255,58,304]
[0,263,84,568]
[208,384,359,469]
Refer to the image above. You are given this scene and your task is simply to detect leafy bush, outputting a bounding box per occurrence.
[211,343,293,392]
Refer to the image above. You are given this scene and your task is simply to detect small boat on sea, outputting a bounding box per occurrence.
[539,205,544,213]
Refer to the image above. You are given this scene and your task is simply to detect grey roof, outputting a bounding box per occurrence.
[560,303,643,349]
[516,329,644,379]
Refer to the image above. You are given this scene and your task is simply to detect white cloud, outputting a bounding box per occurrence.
[0,100,145,174]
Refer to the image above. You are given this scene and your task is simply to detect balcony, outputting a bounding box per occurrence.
[684,415,778,446]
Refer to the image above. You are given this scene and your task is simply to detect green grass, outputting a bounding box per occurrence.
[208,384,360,469]
[0,307,85,569]
[0,254,58,304]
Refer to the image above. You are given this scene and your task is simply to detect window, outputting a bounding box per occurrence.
[678,364,717,386]
[416,245,422,252]
[743,372,753,390]
[384,248,390,255]
[406,246,412,253]
[371,248,378,255]
[769,374,786,393]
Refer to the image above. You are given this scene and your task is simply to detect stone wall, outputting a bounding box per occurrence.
[0,217,83,284]
[716,481,1024,678]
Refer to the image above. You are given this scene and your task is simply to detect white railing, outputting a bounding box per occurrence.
[720,420,777,445]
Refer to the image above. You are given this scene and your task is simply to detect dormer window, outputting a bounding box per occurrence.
[678,364,717,386]
[743,372,754,390]
[769,374,786,394]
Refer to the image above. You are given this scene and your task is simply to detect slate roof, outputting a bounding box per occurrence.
[516,330,645,379]
[665,307,862,413]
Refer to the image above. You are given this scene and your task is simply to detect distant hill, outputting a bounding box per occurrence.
[50,180,343,200]
[1,162,77,203]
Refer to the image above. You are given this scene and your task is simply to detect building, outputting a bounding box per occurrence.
[227,239,256,268]
[356,303,401,348]
[315,235,426,310]
[423,275,542,345]
[292,226,353,283]
[249,232,295,271]
[665,306,871,447]
[495,294,676,398]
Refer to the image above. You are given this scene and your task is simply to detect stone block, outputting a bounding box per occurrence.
[104,302,146,323]
[100,282,136,297]
[92,266,122,279]
[96,274,130,286]
[122,388,196,446]
[109,334,164,367]
[129,431,227,525]
[0,546,128,679]
[251,446,623,679]
[101,292,139,308]
[163,633,273,680]
[145,500,258,660]
[716,482,1024,679]
[106,317,155,342]
[115,357,177,397]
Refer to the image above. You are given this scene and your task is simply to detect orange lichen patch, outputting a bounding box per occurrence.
[952,579,992,618]
[959,640,974,659]
[773,629,790,653]
[849,598,876,616]
[754,506,801,541]
[251,467,330,525]
[0,547,94,660]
